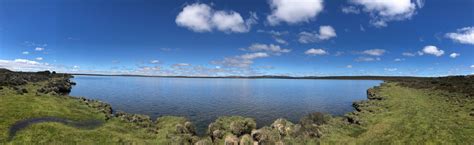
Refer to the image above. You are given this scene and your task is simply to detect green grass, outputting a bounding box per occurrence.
[1,81,473,144]
[0,83,178,144]
[320,82,474,144]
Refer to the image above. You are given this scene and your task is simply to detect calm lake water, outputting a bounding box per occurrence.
[70,75,381,134]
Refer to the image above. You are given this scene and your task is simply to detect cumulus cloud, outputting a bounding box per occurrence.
[22,51,29,55]
[347,0,422,27]
[422,45,444,56]
[445,27,474,45]
[241,43,291,54]
[362,49,386,56]
[305,48,328,56]
[449,53,460,58]
[35,47,44,51]
[0,59,53,71]
[176,3,257,33]
[35,57,43,61]
[298,25,337,43]
[267,0,324,25]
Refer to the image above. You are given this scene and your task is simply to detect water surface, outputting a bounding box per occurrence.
[70,75,381,134]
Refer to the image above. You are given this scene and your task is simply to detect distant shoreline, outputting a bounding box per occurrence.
[72,73,430,80]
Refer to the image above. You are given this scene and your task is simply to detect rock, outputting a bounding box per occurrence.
[300,112,329,126]
[195,138,212,145]
[251,127,280,144]
[271,118,299,137]
[185,121,196,134]
[367,87,383,100]
[239,134,253,145]
[212,130,224,140]
[230,119,256,136]
[300,112,330,138]
[115,111,153,128]
[208,116,256,138]
[224,135,239,145]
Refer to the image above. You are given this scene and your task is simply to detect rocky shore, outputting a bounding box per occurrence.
[2,69,472,144]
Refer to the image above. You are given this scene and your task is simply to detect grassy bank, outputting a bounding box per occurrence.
[320,82,474,144]
[0,69,473,144]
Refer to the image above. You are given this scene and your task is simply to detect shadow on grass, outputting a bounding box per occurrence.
[8,117,103,141]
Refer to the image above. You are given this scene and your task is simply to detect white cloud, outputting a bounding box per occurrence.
[402,52,416,56]
[35,57,43,61]
[362,49,386,56]
[212,52,270,68]
[445,27,474,45]
[22,51,29,55]
[471,65,474,68]
[172,63,191,69]
[384,68,398,71]
[305,48,328,56]
[355,57,381,62]
[422,45,444,56]
[150,60,160,64]
[241,43,291,54]
[341,6,360,14]
[348,0,422,27]
[35,47,44,51]
[394,58,404,62]
[346,65,353,68]
[0,59,52,71]
[273,37,288,45]
[298,25,337,43]
[449,53,460,58]
[176,3,257,33]
[267,0,324,25]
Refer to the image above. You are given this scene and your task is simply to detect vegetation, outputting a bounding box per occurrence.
[0,69,473,144]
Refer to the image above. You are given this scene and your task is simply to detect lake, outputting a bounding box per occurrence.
[70,75,381,134]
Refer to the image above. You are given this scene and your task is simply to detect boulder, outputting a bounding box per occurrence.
[195,138,212,145]
[271,118,300,137]
[239,134,253,145]
[251,127,281,144]
[208,116,256,139]
[224,135,239,145]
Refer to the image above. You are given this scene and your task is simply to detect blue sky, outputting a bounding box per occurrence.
[0,0,473,76]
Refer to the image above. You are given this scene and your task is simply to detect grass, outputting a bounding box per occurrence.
[0,78,473,144]
[320,82,474,144]
[0,83,168,144]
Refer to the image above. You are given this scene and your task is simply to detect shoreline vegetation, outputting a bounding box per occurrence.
[1,68,473,144]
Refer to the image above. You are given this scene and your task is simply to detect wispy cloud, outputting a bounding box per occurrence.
[298,25,337,43]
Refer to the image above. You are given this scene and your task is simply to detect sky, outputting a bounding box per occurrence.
[0,0,473,76]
